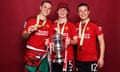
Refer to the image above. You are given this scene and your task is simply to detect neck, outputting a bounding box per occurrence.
[38,13,47,21]
[58,17,67,24]
[81,18,90,24]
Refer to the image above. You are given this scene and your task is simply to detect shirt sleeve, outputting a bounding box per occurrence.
[23,20,32,32]
[94,24,103,35]
[70,23,78,39]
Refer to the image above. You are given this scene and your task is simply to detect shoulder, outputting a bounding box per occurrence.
[67,21,76,26]
[23,16,36,28]
[88,21,103,31]
[89,21,99,27]
[25,16,36,23]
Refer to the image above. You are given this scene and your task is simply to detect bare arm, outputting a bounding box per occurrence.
[98,34,105,60]
[97,34,105,68]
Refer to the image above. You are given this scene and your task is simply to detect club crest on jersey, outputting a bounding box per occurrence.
[87,27,90,31]
[65,26,68,30]
[46,24,49,28]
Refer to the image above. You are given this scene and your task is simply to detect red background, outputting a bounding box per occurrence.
[0,0,120,72]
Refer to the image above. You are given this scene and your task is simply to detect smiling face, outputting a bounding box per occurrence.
[40,2,52,17]
[57,8,68,18]
[78,5,90,20]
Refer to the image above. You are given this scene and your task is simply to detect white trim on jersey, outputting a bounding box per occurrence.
[23,21,27,28]
[26,45,46,52]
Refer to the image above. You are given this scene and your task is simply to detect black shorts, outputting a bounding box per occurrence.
[52,61,74,72]
[76,61,98,72]
[52,62,64,72]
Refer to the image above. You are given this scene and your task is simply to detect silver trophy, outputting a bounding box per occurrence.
[52,33,64,64]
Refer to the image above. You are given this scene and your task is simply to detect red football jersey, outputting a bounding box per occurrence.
[49,22,77,60]
[24,17,52,51]
[75,22,103,61]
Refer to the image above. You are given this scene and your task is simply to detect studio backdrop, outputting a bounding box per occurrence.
[0,0,120,72]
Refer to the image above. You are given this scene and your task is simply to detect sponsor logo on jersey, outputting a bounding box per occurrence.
[35,30,48,36]
[78,33,91,39]
[63,33,69,37]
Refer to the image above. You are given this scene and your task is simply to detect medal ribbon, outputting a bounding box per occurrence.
[79,18,90,46]
[57,21,67,71]
[35,15,46,28]
[57,22,66,35]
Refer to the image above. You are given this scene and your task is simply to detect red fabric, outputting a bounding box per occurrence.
[75,22,103,61]
[24,67,27,72]
[49,22,77,60]
[1,0,120,72]
[24,50,41,66]
[24,17,52,50]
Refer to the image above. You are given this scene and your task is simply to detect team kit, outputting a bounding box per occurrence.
[22,1,105,72]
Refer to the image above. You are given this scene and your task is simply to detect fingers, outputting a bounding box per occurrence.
[97,59,104,69]
[65,37,71,46]
[28,25,39,34]
[45,39,49,46]
[98,63,104,69]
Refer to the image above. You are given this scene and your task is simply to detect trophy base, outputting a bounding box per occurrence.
[53,57,64,64]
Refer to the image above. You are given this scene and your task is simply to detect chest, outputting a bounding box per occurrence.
[34,22,50,36]
[77,25,96,39]
[54,24,71,37]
